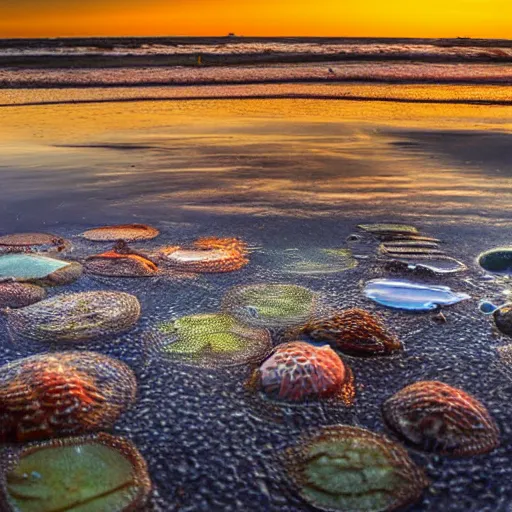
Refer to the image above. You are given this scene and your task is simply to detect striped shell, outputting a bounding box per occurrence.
[82,224,159,242]
[285,425,428,512]
[0,282,46,309]
[252,341,355,403]
[0,352,136,442]
[0,433,151,512]
[6,291,140,343]
[382,381,499,456]
[302,308,402,356]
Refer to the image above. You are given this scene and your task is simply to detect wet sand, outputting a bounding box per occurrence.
[0,93,512,511]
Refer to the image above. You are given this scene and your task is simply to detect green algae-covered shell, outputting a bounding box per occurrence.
[222,284,317,328]
[149,313,272,368]
[6,291,140,344]
[0,433,151,512]
[0,254,82,287]
[0,283,46,309]
[285,425,428,512]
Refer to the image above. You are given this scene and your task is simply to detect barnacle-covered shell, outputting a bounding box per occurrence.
[222,284,316,328]
[156,237,248,273]
[0,254,82,287]
[0,433,151,512]
[148,313,272,368]
[0,352,136,442]
[6,291,140,343]
[0,282,46,309]
[82,224,159,242]
[250,341,355,403]
[493,304,512,337]
[0,233,72,254]
[302,308,402,356]
[285,425,428,512]
[382,381,499,456]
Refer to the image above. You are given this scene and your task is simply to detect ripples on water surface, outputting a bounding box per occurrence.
[0,62,512,512]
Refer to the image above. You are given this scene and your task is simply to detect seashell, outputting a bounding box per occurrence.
[364,279,470,311]
[382,381,499,456]
[285,425,428,512]
[478,247,512,274]
[0,433,151,512]
[493,303,512,337]
[85,241,159,277]
[148,313,272,368]
[358,223,419,236]
[0,254,82,287]
[222,283,317,328]
[249,341,355,403]
[82,223,159,242]
[156,237,248,273]
[284,248,357,275]
[0,282,46,309]
[0,232,71,255]
[6,291,140,344]
[0,352,136,442]
[380,243,445,257]
[302,308,402,356]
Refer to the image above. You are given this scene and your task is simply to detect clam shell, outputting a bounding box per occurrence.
[6,291,140,343]
[0,433,151,512]
[382,381,499,456]
[0,352,136,442]
[285,425,428,512]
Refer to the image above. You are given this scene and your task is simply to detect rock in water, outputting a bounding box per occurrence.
[493,304,512,336]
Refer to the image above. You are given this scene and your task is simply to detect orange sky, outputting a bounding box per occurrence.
[0,0,511,39]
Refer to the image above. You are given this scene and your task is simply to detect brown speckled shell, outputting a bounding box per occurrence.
[0,233,72,254]
[382,381,499,456]
[85,252,158,277]
[82,224,160,242]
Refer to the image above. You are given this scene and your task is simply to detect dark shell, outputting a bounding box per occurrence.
[6,291,141,344]
[0,352,136,442]
[493,304,512,337]
[302,308,402,356]
[478,247,512,274]
[0,433,151,512]
[382,381,499,456]
[251,341,355,403]
[0,233,72,255]
[0,282,46,309]
[285,425,428,512]
[82,224,159,242]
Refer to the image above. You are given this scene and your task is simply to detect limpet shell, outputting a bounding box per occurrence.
[0,433,151,512]
[382,381,499,456]
[302,308,402,356]
[249,341,355,403]
[0,352,136,442]
[0,283,46,309]
[82,224,159,242]
[148,313,272,368]
[285,425,428,512]
[6,291,140,343]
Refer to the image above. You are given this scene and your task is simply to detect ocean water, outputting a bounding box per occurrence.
[0,38,512,512]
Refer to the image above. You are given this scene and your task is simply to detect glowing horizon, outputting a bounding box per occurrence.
[0,0,511,39]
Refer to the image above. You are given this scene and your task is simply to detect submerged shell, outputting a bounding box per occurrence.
[0,352,136,442]
[149,313,272,368]
[303,308,402,356]
[382,381,499,456]
[284,248,357,275]
[493,304,512,337]
[0,433,151,512]
[157,237,248,273]
[222,284,317,328]
[0,233,71,255]
[478,247,512,274]
[85,251,158,277]
[364,279,470,311]
[285,425,428,512]
[6,291,140,343]
[358,224,419,236]
[252,341,355,403]
[0,254,82,287]
[82,224,159,242]
[0,283,46,309]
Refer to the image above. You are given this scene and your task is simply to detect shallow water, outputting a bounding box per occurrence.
[0,91,512,511]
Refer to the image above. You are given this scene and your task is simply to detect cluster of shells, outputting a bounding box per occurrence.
[0,222,506,512]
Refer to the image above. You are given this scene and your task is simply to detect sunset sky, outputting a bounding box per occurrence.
[0,0,510,39]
